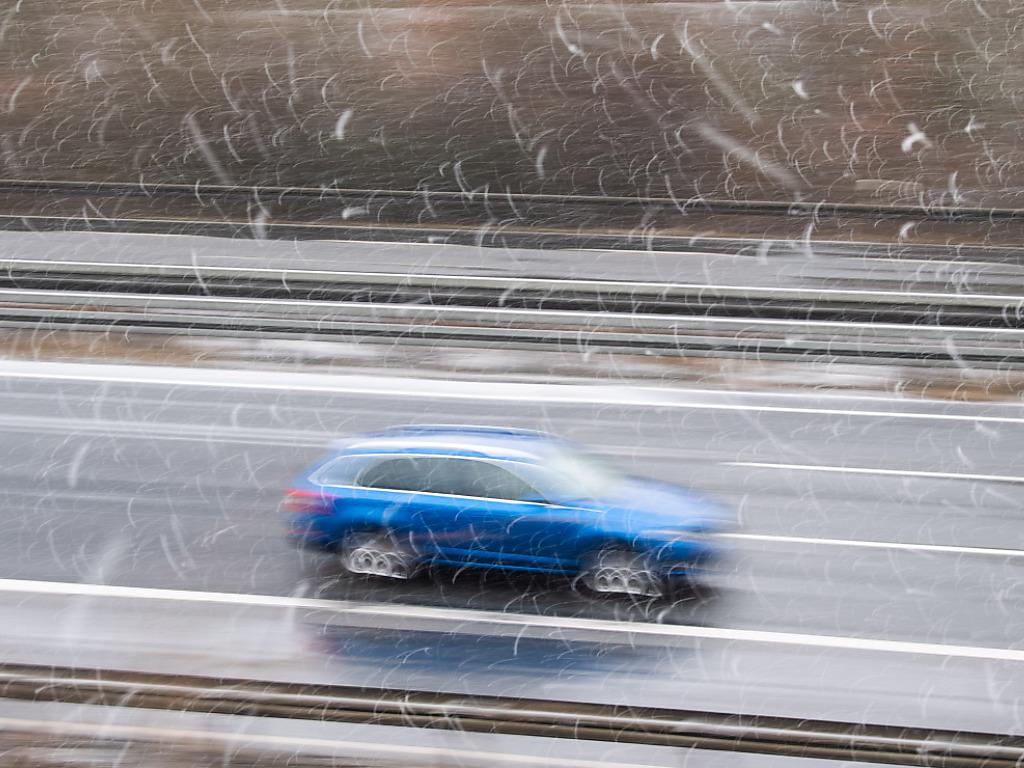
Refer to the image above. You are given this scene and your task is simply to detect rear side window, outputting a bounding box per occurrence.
[357,457,429,492]
[312,455,374,486]
[355,457,471,495]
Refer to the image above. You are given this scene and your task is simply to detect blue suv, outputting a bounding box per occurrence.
[285,425,727,597]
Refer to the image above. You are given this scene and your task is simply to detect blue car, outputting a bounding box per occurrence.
[284,425,727,597]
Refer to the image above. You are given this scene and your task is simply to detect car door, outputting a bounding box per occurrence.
[456,460,583,571]
[345,456,433,549]
[397,456,493,558]
[396,456,549,566]
[345,455,483,559]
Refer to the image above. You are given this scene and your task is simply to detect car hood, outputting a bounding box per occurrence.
[585,477,732,533]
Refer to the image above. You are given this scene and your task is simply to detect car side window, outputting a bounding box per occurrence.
[357,457,425,492]
[458,460,539,501]
[416,458,465,495]
[356,456,464,494]
[354,456,540,501]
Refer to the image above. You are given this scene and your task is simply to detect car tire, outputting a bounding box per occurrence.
[579,547,664,598]
[340,530,420,581]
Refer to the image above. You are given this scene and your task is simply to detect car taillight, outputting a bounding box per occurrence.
[282,489,333,516]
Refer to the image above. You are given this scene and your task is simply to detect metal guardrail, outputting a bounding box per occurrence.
[1,286,1023,367]
[0,258,1022,366]
[3,258,1024,309]
[0,664,1020,767]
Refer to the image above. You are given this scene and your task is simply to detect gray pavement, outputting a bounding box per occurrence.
[0,362,1020,740]
[0,368,1022,647]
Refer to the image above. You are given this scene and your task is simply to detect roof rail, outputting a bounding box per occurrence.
[377,424,546,438]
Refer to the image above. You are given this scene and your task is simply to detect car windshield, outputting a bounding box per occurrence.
[542,448,624,500]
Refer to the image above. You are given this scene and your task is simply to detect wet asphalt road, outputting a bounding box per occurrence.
[0,363,1020,749]
[0,370,1021,649]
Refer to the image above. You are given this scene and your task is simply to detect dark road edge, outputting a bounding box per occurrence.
[5,181,1024,262]
[1,664,1021,767]
[6,178,1024,221]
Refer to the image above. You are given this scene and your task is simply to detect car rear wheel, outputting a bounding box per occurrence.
[579,547,664,598]
[340,531,419,581]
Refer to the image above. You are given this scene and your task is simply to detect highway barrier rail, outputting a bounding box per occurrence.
[1,258,1024,367]
[0,663,1020,767]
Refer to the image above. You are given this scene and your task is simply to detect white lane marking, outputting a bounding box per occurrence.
[728,461,1024,484]
[2,360,1024,425]
[1,578,1022,663]
[0,717,662,768]
[721,533,1024,559]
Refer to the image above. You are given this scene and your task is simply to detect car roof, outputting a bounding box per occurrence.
[333,425,562,462]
